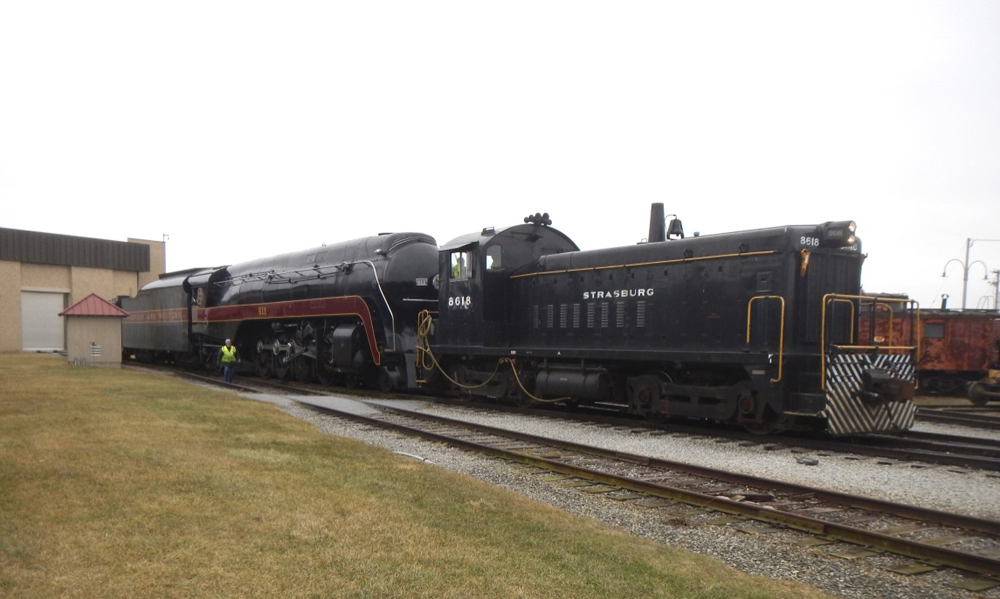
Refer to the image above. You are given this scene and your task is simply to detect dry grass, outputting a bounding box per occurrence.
[0,353,832,598]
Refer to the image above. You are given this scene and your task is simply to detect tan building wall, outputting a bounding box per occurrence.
[0,238,166,353]
[70,266,114,300]
[113,270,142,299]
[21,263,71,290]
[128,238,166,289]
[64,317,123,366]
[69,267,144,303]
[0,260,21,351]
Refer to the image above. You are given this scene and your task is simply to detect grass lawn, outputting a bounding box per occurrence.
[0,353,831,598]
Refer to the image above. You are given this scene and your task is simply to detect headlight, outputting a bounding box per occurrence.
[820,221,858,247]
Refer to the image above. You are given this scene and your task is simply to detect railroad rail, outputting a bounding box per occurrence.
[917,408,1000,431]
[133,364,1000,472]
[130,365,1000,588]
[296,398,1000,580]
[426,397,1000,472]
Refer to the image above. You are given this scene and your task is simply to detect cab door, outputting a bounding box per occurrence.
[481,243,508,347]
[437,246,484,349]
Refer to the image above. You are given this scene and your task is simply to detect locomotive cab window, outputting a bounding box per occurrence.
[486,246,502,270]
[450,251,471,280]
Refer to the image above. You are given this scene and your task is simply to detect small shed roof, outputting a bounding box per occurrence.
[60,293,130,318]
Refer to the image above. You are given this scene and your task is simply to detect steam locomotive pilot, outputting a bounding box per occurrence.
[220,339,238,383]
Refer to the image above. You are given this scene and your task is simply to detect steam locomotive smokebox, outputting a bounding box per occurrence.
[535,369,613,401]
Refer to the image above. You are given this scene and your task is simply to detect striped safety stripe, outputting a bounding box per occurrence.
[822,353,916,435]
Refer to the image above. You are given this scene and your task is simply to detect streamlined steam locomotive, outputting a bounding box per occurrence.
[120,204,917,435]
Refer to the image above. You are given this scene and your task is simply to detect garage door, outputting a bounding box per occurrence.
[22,291,66,351]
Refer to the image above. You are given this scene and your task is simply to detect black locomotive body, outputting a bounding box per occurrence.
[425,210,916,435]
[120,205,916,435]
[121,233,439,389]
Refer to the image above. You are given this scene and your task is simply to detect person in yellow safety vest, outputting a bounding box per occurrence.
[220,338,238,383]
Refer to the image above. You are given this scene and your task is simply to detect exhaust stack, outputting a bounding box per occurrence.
[648,203,665,243]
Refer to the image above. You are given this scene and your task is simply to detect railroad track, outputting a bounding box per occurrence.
[295,397,1000,584]
[917,408,1000,431]
[131,365,1000,589]
[136,364,1000,472]
[419,398,1000,472]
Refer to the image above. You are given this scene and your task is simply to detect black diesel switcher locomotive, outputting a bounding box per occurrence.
[120,204,917,435]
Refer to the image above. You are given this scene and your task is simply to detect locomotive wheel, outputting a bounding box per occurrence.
[203,350,219,372]
[969,382,990,406]
[644,412,669,425]
[254,338,275,379]
[374,368,393,392]
[293,358,315,383]
[315,346,336,385]
[743,422,777,435]
[316,365,336,386]
[629,371,672,423]
[255,352,274,379]
[274,357,292,380]
[512,387,536,408]
[924,376,962,395]
[449,366,473,400]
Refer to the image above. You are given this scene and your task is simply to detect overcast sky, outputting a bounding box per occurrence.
[2,1,999,310]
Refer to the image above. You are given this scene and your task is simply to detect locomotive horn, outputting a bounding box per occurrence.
[524,213,552,226]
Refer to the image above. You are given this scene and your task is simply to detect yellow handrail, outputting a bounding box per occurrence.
[828,298,856,342]
[833,345,915,351]
[873,302,894,344]
[746,295,785,383]
[820,293,919,389]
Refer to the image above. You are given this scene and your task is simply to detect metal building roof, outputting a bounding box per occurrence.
[0,227,150,272]
[60,293,130,318]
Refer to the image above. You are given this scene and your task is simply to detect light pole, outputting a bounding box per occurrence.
[990,270,1000,311]
[941,238,1000,310]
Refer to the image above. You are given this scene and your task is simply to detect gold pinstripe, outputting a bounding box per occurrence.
[509,250,778,279]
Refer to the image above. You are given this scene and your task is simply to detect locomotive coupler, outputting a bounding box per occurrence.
[856,367,915,405]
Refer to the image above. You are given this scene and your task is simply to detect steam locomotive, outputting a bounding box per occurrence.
[120,205,917,435]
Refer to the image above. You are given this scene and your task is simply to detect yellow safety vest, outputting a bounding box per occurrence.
[220,346,237,363]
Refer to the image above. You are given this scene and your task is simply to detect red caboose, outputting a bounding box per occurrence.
[860,308,999,395]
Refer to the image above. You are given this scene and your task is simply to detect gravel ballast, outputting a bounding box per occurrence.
[253,392,1000,599]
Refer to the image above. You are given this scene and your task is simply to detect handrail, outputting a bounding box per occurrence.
[355,260,396,352]
[874,302,894,345]
[746,295,785,383]
[828,298,856,342]
[833,345,916,351]
[820,293,919,389]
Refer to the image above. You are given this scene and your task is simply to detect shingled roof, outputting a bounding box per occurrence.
[59,293,129,318]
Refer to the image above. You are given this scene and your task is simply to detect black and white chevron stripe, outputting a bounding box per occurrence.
[823,353,916,435]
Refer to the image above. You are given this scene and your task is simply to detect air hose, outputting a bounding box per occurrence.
[415,310,569,402]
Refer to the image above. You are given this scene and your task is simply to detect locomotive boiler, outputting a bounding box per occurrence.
[121,233,439,390]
